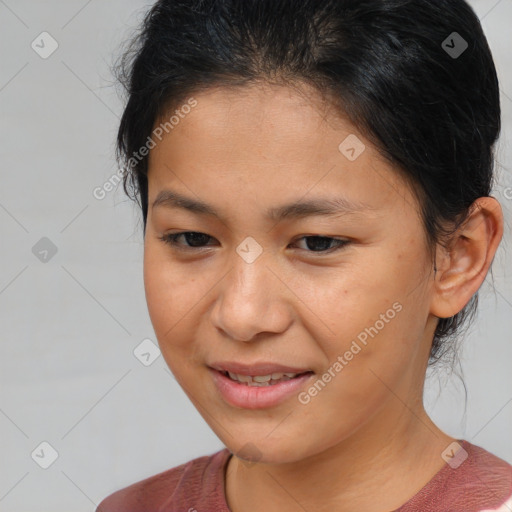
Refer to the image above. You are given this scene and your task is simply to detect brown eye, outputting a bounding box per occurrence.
[158,231,216,249]
[291,236,350,254]
[157,232,349,255]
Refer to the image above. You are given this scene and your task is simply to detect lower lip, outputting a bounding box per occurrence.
[209,368,314,409]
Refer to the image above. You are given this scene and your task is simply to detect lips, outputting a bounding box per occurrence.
[209,367,315,409]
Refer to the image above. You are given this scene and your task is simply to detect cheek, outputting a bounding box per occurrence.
[298,253,429,368]
[296,257,413,331]
[301,309,424,435]
[143,245,200,344]
[143,254,203,380]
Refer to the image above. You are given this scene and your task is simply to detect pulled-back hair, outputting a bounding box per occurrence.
[114,0,501,365]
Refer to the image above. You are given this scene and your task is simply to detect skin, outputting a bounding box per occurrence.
[143,81,504,512]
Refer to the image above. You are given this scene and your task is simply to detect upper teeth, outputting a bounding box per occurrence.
[227,372,300,383]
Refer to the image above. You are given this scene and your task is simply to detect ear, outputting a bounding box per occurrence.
[430,196,504,319]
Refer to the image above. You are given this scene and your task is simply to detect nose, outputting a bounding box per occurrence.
[210,254,293,342]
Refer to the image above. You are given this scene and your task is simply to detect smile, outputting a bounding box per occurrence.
[222,371,310,386]
[209,368,315,409]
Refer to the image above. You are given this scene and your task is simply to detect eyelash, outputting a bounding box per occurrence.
[157,231,350,255]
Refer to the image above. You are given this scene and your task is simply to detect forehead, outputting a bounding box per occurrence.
[153,82,352,148]
[147,83,418,221]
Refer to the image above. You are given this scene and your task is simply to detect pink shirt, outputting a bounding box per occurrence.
[96,440,512,512]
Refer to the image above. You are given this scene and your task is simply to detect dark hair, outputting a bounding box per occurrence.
[114,0,501,365]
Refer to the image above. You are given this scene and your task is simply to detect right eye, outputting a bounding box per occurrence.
[157,231,217,251]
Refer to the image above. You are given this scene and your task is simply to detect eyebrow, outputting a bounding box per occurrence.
[151,189,375,222]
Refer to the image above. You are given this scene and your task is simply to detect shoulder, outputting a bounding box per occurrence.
[96,448,231,512]
[400,440,512,512]
[456,441,512,496]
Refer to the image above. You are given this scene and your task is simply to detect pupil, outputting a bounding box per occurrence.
[186,232,209,247]
[306,236,331,251]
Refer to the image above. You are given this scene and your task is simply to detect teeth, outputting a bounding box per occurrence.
[252,375,271,382]
[236,374,253,383]
[225,371,304,386]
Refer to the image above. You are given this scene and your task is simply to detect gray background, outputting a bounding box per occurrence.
[0,1,511,510]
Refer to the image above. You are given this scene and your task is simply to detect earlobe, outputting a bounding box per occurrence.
[430,197,504,319]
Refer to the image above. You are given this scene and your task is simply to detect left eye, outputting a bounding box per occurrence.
[158,232,349,254]
[291,235,349,253]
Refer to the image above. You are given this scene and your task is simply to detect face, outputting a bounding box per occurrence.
[144,82,439,464]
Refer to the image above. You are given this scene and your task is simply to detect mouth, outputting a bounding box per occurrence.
[208,366,315,409]
[218,369,313,387]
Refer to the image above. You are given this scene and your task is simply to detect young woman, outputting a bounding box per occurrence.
[97,1,511,510]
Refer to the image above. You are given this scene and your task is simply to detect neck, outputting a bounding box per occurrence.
[225,400,454,512]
